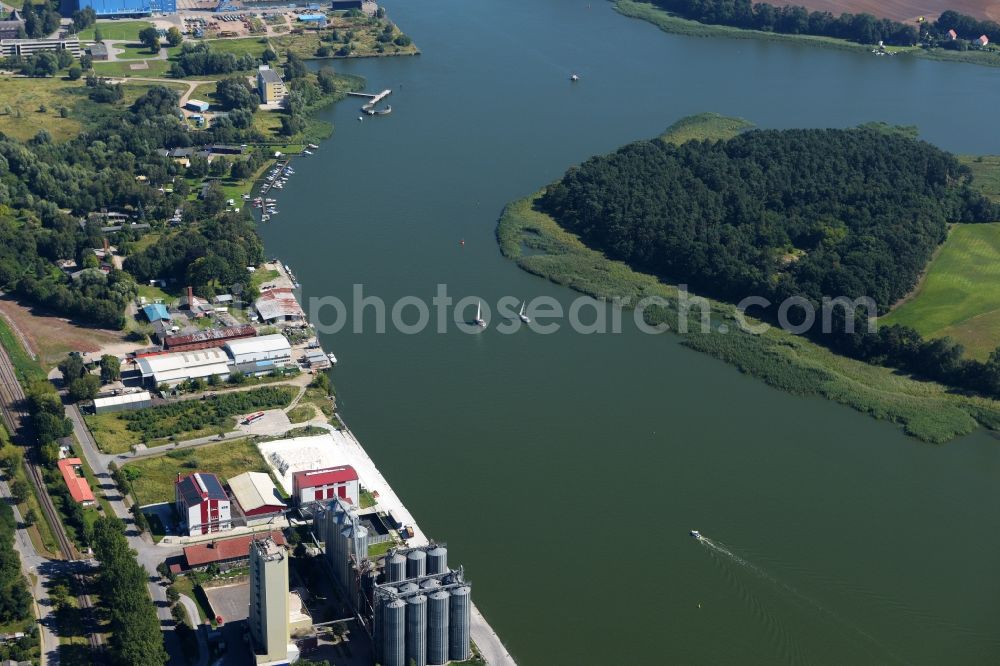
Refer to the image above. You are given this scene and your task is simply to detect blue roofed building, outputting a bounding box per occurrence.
[141,303,171,322]
[63,0,176,18]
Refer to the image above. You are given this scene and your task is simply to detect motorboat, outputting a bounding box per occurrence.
[570,73,579,81]
[327,352,337,365]
[689,530,702,540]
[303,150,313,155]
[307,143,319,149]
[519,301,530,324]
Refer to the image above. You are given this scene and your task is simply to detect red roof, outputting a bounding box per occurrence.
[183,531,286,568]
[164,324,256,350]
[948,29,958,38]
[58,458,95,503]
[293,465,358,489]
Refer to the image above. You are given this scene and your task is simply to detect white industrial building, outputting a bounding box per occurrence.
[224,334,292,376]
[92,391,152,414]
[136,349,231,387]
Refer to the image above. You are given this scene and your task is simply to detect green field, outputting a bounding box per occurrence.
[883,224,1000,359]
[122,439,272,507]
[960,155,1000,203]
[202,37,269,58]
[77,20,153,41]
[659,112,753,145]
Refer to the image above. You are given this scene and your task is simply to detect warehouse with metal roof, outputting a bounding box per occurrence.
[136,348,231,387]
[228,472,286,525]
[224,334,292,375]
[141,303,171,322]
[92,391,152,414]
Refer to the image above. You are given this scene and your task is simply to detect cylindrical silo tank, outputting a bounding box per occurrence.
[398,582,419,595]
[420,578,441,591]
[386,552,407,583]
[313,503,328,542]
[448,586,471,661]
[340,523,368,587]
[426,546,448,575]
[405,594,427,666]
[383,597,406,666]
[406,548,427,579]
[427,590,450,665]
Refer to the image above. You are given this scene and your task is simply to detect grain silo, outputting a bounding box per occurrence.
[448,586,471,661]
[405,593,428,666]
[383,597,406,666]
[386,551,407,583]
[406,548,427,579]
[426,546,448,575]
[427,590,450,665]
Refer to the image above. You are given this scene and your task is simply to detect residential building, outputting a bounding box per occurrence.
[978,34,989,46]
[136,348,231,387]
[292,465,359,506]
[229,472,287,525]
[257,66,287,105]
[92,391,152,414]
[175,472,232,536]
[224,334,292,375]
[182,530,286,571]
[249,537,298,665]
[57,458,95,506]
[0,37,81,58]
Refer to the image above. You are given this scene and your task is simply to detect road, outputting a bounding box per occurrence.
[67,404,192,665]
[0,474,59,666]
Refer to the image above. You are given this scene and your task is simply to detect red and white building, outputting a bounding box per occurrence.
[175,472,232,536]
[58,458,95,506]
[228,471,286,526]
[292,465,359,506]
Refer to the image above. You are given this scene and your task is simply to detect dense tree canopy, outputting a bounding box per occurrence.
[542,127,995,312]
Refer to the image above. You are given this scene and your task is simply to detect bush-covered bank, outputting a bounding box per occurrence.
[497,192,1000,443]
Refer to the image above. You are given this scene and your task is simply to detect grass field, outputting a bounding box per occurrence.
[77,20,153,41]
[659,112,753,145]
[202,37,270,58]
[883,224,1000,359]
[960,155,1000,202]
[0,76,87,141]
[86,412,237,454]
[496,114,1000,443]
[122,439,271,507]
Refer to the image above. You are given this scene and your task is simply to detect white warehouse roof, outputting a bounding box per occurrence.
[224,334,291,362]
[136,349,231,384]
[93,391,152,409]
[228,471,284,513]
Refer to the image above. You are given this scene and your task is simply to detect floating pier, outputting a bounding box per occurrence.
[349,89,392,114]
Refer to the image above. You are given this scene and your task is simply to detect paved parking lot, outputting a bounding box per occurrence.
[204,582,250,624]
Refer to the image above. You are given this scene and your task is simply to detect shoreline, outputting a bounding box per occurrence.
[496,191,1000,444]
[614,0,1000,69]
[260,88,517,664]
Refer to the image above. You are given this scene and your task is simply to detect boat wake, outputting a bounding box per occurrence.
[696,534,910,665]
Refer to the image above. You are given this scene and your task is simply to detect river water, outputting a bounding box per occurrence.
[259,1,1000,663]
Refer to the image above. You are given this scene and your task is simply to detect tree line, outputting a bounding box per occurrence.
[92,515,169,666]
[654,0,920,45]
[654,1,1000,47]
[539,126,1000,397]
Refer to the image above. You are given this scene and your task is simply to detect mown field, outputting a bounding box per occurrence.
[122,439,272,507]
[495,115,1000,443]
[883,223,1000,359]
[77,20,153,41]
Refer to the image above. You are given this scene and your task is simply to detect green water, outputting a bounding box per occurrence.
[259,1,1000,663]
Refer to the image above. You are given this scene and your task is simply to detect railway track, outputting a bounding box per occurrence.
[0,348,103,652]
